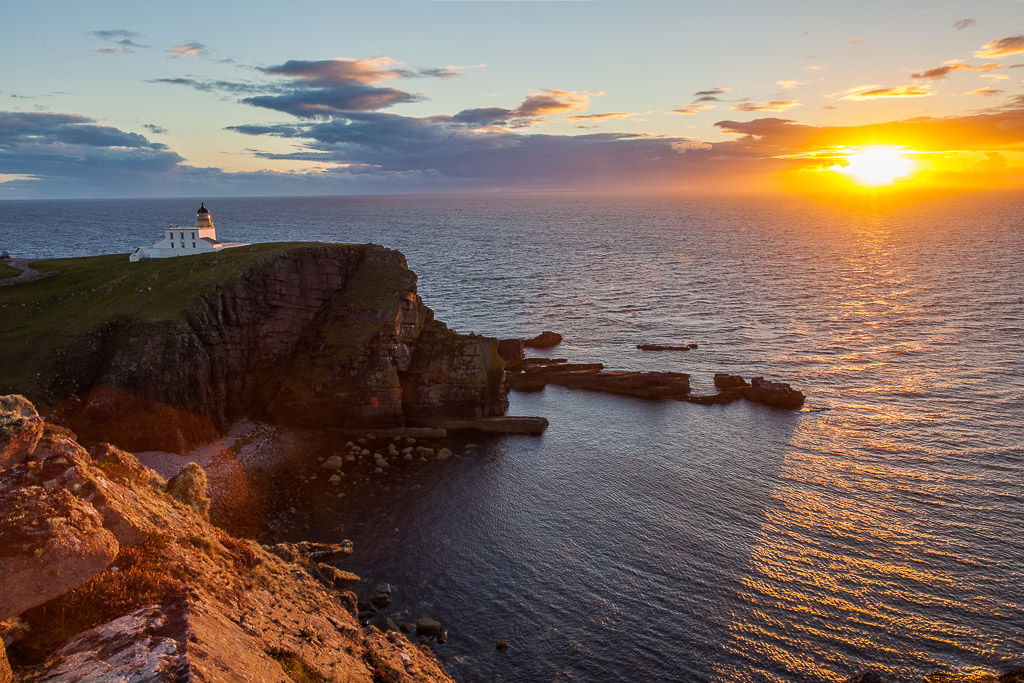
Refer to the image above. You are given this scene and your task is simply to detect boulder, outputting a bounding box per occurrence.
[316,563,360,591]
[416,618,443,638]
[496,640,510,652]
[374,617,398,633]
[523,331,563,348]
[321,455,344,471]
[0,487,118,620]
[437,448,453,460]
[165,462,212,519]
[0,395,44,470]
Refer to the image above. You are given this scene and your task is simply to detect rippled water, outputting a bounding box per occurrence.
[2,192,1022,681]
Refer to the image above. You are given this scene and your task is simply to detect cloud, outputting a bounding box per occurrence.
[154,55,471,119]
[0,111,183,191]
[965,87,1004,96]
[713,108,1024,155]
[840,85,933,100]
[974,35,1024,58]
[148,77,269,95]
[144,124,168,134]
[671,104,715,115]
[258,57,466,85]
[242,84,422,118]
[952,19,976,30]
[566,112,633,121]
[168,43,205,58]
[732,101,801,112]
[6,105,1024,198]
[89,29,149,53]
[776,80,809,89]
[450,90,591,126]
[691,87,730,103]
[911,61,1000,79]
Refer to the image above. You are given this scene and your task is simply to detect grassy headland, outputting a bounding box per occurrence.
[0,243,325,397]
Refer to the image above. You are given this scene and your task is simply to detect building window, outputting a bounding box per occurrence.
[192,242,197,248]
[170,242,174,248]
[180,232,184,240]
[191,232,195,239]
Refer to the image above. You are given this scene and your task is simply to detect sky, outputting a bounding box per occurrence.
[1,0,1022,199]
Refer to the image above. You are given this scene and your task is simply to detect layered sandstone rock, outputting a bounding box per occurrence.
[0,396,453,682]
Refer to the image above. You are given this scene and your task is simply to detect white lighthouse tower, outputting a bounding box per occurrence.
[130,203,247,261]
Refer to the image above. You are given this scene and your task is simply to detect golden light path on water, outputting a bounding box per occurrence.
[711,220,1018,682]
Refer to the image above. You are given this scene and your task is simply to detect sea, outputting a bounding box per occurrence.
[1,192,1022,682]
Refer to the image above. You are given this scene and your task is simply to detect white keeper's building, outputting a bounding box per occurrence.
[129,203,247,262]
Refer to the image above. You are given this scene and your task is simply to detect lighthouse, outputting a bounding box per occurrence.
[129,203,247,261]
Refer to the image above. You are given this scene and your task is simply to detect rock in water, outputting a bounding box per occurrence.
[523,331,563,348]
[416,617,444,638]
[165,462,212,519]
[742,376,805,409]
[713,373,747,389]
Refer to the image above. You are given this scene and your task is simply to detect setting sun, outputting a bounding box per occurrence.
[836,146,916,186]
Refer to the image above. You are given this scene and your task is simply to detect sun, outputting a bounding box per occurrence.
[839,146,915,185]
[836,146,916,186]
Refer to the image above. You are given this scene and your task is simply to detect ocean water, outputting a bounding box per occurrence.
[2,192,1022,681]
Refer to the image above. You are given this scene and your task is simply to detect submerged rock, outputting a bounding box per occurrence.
[416,618,444,638]
[743,376,805,409]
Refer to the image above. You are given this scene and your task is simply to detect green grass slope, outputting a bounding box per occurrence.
[0,262,21,279]
[0,243,336,397]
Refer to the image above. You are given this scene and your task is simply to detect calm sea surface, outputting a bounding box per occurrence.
[2,193,1022,681]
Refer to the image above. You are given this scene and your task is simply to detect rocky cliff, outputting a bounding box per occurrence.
[0,244,507,452]
[0,395,453,682]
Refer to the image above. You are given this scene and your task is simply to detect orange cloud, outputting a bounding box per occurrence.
[167,43,204,59]
[840,85,932,100]
[974,35,1024,58]
[566,112,633,121]
[777,80,809,89]
[731,101,801,112]
[516,89,590,117]
[911,61,1001,79]
[965,87,1004,96]
[671,104,715,115]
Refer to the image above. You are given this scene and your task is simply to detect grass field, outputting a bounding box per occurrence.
[0,261,21,279]
[0,242,341,398]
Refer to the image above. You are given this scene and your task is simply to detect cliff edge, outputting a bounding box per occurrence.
[0,243,507,452]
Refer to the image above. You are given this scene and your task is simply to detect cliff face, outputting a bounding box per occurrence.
[0,395,453,682]
[9,244,506,452]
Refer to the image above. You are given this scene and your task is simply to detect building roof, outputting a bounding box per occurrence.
[197,203,209,214]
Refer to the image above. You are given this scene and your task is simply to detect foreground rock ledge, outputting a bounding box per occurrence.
[0,394,453,682]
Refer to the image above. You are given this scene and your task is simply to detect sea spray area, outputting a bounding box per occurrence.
[1,192,1022,681]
